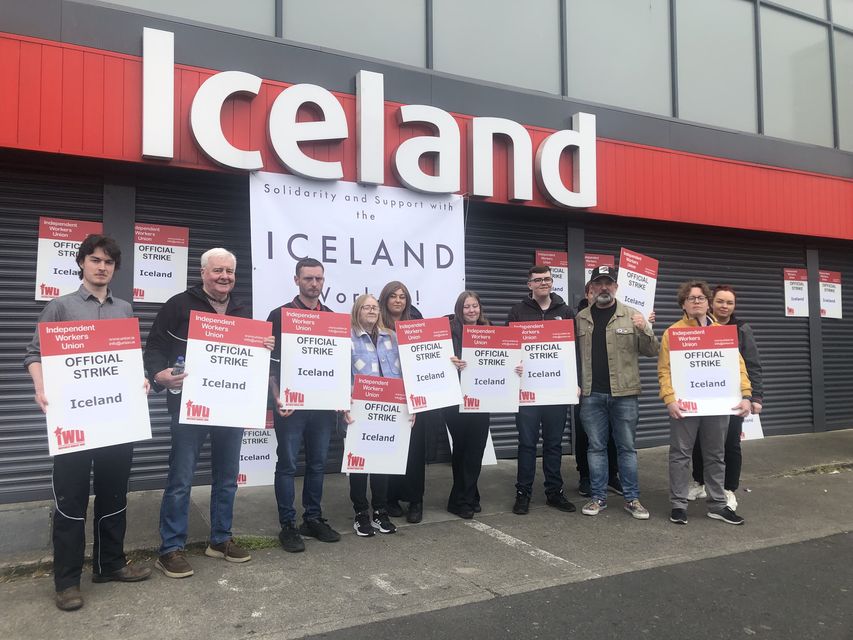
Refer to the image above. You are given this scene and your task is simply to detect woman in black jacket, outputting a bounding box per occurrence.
[689,285,764,510]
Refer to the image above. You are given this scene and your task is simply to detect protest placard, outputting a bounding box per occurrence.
[238,410,276,487]
[783,268,809,317]
[460,325,522,413]
[35,217,103,301]
[819,270,842,319]
[511,320,578,406]
[535,250,568,299]
[132,223,189,303]
[397,317,461,413]
[584,254,614,285]
[615,248,658,320]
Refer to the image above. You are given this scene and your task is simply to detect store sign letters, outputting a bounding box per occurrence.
[142,28,597,208]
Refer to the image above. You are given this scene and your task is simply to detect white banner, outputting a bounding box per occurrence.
[740,412,764,441]
[279,308,352,411]
[35,217,103,301]
[397,317,462,413]
[535,250,567,299]
[783,268,809,317]
[250,172,465,318]
[460,325,522,413]
[342,376,412,475]
[238,411,277,487]
[39,318,151,455]
[615,248,658,321]
[819,270,842,319]
[512,320,579,406]
[132,223,189,303]
[179,312,272,428]
[668,325,742,416]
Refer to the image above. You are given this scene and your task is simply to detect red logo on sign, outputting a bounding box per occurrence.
[409,394,427,409]
[283,388,305,406]
[54,427,86,450]
[40,283,60,298]
[463,395,480,410]
[184,400,211,421]
[787,306,795,315]
[346,452,365,470]
[520,390,536,403]
[133,287,145,299]
[677,399,698,413]
[821,308,827,316]
[237,473,247,485]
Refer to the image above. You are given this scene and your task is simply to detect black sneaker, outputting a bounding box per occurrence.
[546,491,577,513]
[512,492,530,515]
[707,506,745,525]
[387,500,404,518]
[354,511,375,537]
[372,510,397,534]
[670,508,688,525]
[608,477,624,496]
[299,518,341,543]
[447,504,474,519]
[578,477,591,497]
[278,523,306,553]
[406,502,423,524]
[473,501,482,514]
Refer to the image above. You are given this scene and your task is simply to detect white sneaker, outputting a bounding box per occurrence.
[687,481,707,501]
[725,489,738,511]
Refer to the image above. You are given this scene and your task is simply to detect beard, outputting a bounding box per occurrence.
[595,291,614,305]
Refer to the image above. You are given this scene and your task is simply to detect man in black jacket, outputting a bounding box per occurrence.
[145,248,253,579]
[506,265,576,515]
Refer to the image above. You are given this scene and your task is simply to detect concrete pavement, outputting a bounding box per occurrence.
[0,429,851,639]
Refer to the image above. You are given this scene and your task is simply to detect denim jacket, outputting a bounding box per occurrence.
[351,327,402,379]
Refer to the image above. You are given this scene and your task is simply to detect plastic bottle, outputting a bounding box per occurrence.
[168,356,185,394]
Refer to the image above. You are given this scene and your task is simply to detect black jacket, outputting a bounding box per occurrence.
[143,284,252,414]
[506,293,575,324]
[731,314,764,403]
[266,296,334,381]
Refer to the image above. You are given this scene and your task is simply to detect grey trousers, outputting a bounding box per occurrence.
[669,415,728,510]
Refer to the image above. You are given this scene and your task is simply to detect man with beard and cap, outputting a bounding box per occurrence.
[506,264,576,515]
[575,266,659,521]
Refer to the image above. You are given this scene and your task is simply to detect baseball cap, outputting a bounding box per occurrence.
[587,265,617,285]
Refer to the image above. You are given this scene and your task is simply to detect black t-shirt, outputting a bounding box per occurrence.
[590,303,617,394]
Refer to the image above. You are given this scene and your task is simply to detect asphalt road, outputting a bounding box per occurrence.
[307,532,853,640]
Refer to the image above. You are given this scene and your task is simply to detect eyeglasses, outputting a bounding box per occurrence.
[361,305,379,311]
[529,277,553,284]
[686,296,708,303]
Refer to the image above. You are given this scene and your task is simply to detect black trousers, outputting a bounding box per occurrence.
[574,405,618,480]
[692,414,744,490]
[349,473,389,514]
[389,409,441,504]
[51,442,134,591]
[443,406,490,511]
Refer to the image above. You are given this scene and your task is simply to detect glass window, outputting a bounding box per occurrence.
[766,0,826,19]
[103,0,276,36]
[761,8,833,146]
[565,0,671,115]
[836,30,853,151]
[432,0,561,94]
[833,0,853,30]
[676,0,757,132]
[283,0,426,67]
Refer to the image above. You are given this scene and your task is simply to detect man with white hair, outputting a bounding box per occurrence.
[145,248,263,578]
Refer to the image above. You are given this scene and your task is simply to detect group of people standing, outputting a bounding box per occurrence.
[25,237,762,612]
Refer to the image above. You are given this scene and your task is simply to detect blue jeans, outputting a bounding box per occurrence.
[273,410,335,525]
[580,393,640,502]
[515,405,568,496]
[159,415,243,554]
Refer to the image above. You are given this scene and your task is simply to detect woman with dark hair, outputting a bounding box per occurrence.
[379,281,431,523]
[688,285,764,511]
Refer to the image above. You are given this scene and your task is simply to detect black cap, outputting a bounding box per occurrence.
[588,265,617,285]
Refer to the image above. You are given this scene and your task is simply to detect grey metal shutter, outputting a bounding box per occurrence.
[464,201,574,458]
[816,245,853,430]
[585,219,813,447]
[0,160,104,503]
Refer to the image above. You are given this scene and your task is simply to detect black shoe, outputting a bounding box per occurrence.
[387,500,404,518]
[473,501,482,514]
[278,522,306,552]
[372,510,397,534]
[299,517,341,542]
[546,492,577,513]
[447,505,474,519]
[55,585,83,611]
[707,506,745,525]
[670,508,688,525]
[354,511,375,537]
[512,492,530,515]
[406,502,423,523]
[578,477,591,497]
[608,477,624,496]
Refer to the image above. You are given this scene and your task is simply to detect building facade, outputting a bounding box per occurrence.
[0,0,851,503]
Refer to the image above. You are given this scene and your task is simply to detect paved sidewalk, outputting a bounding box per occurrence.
[0,430,851,639]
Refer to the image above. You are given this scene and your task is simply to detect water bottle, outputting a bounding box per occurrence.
[168,356,185,395]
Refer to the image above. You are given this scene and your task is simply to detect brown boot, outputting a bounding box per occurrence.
[92,563,152,583]
[55,585,83,611]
